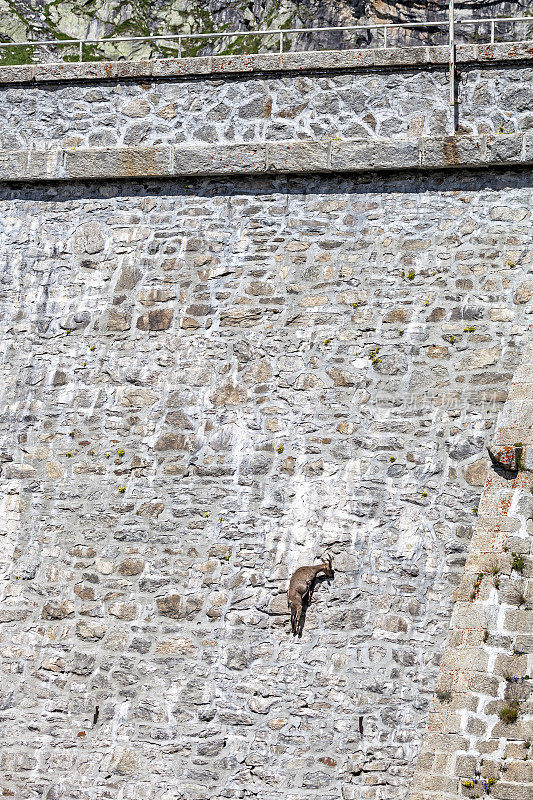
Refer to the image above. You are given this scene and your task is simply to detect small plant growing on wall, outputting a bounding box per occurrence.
[435,687,453,703]
[470,572,483,601]
[489,561,500,588]
[509,581,528,607]
[498,701,519,724]
[511,552,525,574]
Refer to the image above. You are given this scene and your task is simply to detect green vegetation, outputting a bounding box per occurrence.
[498,701,519,724]
[511,552,525,574]
[435,687,452,703]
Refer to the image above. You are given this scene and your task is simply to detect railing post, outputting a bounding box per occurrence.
[449,0,455,107]
[279,31,283,53]
[490,19,495,44]
[178,37,182,58]
[383,26,387,48]
[79,40,83,62]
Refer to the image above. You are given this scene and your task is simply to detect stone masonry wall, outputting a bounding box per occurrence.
[0,168,531,800]
[2,60,533,153]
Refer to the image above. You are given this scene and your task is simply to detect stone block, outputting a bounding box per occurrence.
[65,146,172,179]
[104,60,154,78]
[493,653,528,677]
[421,135,485,168]
[267,140,329,173]
[151,56,212,77]
[503,761,533,783]
[484,133,523,164]
[451,602,487,631]
[487,445,521,471]
[456,44,477,62]
[284,49,375,70]
[491,781,533,799]
[33,60,150,82]
[376,46,428,66]
[467,672,500,696]
[212,53,283,73]
[0,151,27,181]
[424,733,469,753]
[520,444,533,470]
[440,647,488,672]
[136,309,174,331]
[4,463,36,478]
[425,45,449,64]
[0,149,61,181]
[476,41,533,63]
[172,143,266,175]
[330,139,419,171]
[463,458,488,487]
[455,754,477,777]
[249,53,284,72]
[523,132,533,164]
[410,772,458,793]
[156,594,182,618]
[0,64,33,84]
[211,54,261,73]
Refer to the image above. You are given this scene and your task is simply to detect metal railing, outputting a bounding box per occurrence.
[0,13,532,64]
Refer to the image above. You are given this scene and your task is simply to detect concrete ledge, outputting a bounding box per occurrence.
[172,143,267,175]
[0,40,532,84]
[64,146,172,179]
[2,133,533,181]
[330,139,419,170]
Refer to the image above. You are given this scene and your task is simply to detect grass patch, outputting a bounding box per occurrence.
[498,701,519,724]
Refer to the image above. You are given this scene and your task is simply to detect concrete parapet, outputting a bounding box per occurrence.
[0,40,531,85]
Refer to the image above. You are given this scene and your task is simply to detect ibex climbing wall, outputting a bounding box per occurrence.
[0,43,531,800]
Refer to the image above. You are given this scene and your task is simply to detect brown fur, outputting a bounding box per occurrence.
[287,555,334,636]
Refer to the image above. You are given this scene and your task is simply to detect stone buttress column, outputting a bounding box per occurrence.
[409,343,533,800]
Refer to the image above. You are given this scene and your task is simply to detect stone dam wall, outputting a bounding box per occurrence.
[0,42,531,800]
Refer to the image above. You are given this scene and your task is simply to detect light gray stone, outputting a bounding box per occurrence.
[65,146,172,179]
[172,143,267,175]
[330,138,419,170]
[267,140,329,172]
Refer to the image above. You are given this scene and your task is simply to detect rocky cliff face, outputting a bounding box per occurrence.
[0,0,532,63]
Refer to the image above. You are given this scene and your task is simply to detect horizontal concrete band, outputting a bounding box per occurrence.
[2,133,533,181]
[1,40,533,84]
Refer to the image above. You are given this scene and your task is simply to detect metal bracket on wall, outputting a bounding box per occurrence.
[449,0,455,107]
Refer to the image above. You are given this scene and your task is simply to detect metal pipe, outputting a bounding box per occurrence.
[449,0,455,106]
